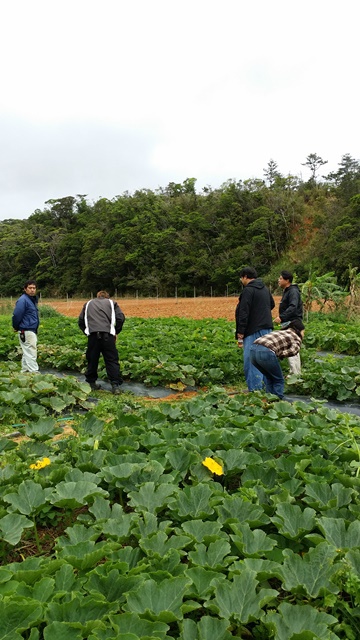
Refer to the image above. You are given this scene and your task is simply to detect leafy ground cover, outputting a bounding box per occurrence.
[1,312,360,401]
[0,362,91,434]
[1,389,360,638]
[305,314,360,355]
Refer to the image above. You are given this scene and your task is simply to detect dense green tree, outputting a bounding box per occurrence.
[0,155,358,296]
[301,153,328,183]
[324,154,360,203]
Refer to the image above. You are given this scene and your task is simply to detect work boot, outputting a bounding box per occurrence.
[111,384,121,395]
[89,382,102,391]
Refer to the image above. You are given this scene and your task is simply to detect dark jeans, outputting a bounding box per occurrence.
[243,329,272,391]
[85,332,122,385]
[250,343,284,399]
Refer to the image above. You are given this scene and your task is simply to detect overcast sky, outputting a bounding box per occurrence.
[1,0,358,220]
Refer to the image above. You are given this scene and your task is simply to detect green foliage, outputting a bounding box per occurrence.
[299,272,346,320]
[3,312,360,403]
[0,155,358,295]
[0,389,360,636]
[0,366,91,432]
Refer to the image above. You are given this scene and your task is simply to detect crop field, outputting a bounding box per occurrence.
[0,308,360,638]
[43,296,283,321]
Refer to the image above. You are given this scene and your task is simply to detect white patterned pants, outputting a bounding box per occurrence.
[19,331,39,373]
[288,352,301,375]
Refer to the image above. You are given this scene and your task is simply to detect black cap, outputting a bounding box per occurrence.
[289,319,305,332]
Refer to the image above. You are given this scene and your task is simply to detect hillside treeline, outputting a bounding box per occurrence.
[0,154,359,297]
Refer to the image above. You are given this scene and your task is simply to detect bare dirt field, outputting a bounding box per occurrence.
[44,296,282,321]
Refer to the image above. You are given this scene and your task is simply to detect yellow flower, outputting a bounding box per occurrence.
[29,457,51,470]
[202,457,224,476]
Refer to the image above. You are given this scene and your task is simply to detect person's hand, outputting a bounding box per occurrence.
[274,316,281,324]
[237,334,244,348]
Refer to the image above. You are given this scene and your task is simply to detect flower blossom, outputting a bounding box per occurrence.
[29,457,51,470]
[202,457,224,476]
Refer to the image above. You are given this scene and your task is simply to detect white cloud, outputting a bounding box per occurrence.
[0,0,359,218]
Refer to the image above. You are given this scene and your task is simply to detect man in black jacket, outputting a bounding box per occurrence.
[78,291,125,394]
[274,270,303,375]
[235,267,274,391]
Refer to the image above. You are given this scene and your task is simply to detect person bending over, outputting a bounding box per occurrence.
[78,291,125,394]
[249,319,305,399]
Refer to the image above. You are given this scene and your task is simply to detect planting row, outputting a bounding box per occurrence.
[0,390,359,637]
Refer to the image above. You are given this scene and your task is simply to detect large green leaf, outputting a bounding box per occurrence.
[43,623,83,640]
[0,600,43,639]
[185,567,226,598]
[165,448,197,473]
[46,596,113,624]
[16,576,55,602]
[54,564,78,593]
[303,481,354,510]
[172,484,216,518]
[217,449,262,472]
[271,503,316,540]
[25,418,59,441]
[317,517,360,550]
[85,569,144,604]
[4,479,48,516]
[100,463,143,486]
[280,542,340,597]
[180,616,233,640]
[0,513,33,545]
[43,397,67,413]
[139,531,192,558]
[188,539,234,570]
[109,612,169,639]
[208,569,278,623]
[78,414,106,437]
[253,429,294,452]
[0,389,27,405]
[100,513,134,540]
[216,496,269,527]
[264,601,338,640]
[47,481,108,508]
[56,541,114,570]
[230,523,277,557]
[127,482,178,514]
[125,576,191,622]
[181,519,226,544]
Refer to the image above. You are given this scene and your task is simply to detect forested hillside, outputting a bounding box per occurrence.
[1,153,359,296]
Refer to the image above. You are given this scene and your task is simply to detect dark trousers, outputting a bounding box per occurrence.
[85,332,122,385]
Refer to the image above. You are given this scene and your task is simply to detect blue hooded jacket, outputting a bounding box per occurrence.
[12,294,39,332]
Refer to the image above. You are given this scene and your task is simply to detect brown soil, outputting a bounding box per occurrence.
[43,296,282,321]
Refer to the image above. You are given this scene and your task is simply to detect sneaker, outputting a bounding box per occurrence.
[89,382,102,391]
[111,384,121,395]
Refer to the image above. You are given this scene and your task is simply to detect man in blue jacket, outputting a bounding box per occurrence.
[235,267,274,391]
[12,280,40,373]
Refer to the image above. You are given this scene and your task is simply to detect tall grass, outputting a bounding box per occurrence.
[0,300,63,318]
[0,299,14,315]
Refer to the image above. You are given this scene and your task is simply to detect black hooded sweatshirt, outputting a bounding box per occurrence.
[279,284,303,323]
[235,278,275,338]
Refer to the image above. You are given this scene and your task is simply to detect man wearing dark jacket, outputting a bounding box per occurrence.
[12,280,40,373]
[274,270,303,375]
[235,267,275,391]
[78,291,125,394]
